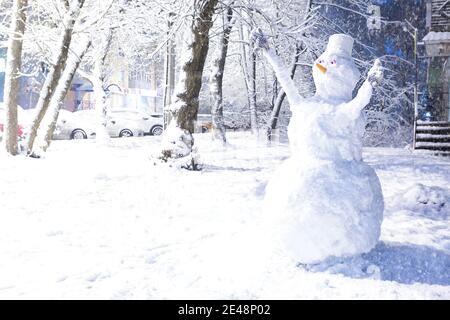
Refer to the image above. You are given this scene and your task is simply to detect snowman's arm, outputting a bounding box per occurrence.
[345,59,382,119]
[262,48,304,106]
[345,79,373,119]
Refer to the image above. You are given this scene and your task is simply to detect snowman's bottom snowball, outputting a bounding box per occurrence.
[263,157,384,264]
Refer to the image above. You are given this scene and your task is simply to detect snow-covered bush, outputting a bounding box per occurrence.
[391,183,450,219]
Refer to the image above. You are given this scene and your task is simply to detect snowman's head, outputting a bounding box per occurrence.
[312,34,360,102]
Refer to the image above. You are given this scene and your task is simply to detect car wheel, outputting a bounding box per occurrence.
[119,129,133,138]
[71,129,87,139]
[150,125,163,136]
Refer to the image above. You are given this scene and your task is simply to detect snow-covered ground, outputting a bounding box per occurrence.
[0,132,449,299]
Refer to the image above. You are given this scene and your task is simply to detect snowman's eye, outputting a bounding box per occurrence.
[318,59,324,64]
[330,59,337,65]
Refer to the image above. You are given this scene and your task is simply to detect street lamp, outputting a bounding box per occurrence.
[405,22,419,150]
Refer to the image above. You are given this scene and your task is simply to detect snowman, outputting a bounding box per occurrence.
[253,30,385,264]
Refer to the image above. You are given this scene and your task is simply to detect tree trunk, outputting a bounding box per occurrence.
[209,6,234,145]
[249,50,258,135]
[270,6,280,111]
[26,0,85,156]
[163,12,176,129]
[93,29,113,142]
[271,73,278,110]
[238,15,258,135]
[267,44,302,141]
[37,39,91,152]
[150,63,157,113]
[160,0,218,165]
[173,0,218,133]
[2,0,27,156]
[238,18,250,107]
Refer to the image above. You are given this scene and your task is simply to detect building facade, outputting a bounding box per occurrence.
[0,43,163,115]
[423,0,450,121]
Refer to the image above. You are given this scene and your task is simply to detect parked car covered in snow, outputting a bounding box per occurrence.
[53,109,145,140]
[110,108,163,136]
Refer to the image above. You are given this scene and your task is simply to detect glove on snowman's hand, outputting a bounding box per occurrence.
[251,28,270,51]
[367,59,383,88]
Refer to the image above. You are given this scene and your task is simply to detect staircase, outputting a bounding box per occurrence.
[414,120,450,156]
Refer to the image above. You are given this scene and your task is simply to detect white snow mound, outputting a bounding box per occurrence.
[391,183,450,219]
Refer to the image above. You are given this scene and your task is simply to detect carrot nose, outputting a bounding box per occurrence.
[316,63,327,74]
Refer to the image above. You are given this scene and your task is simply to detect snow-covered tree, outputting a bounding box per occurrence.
[160,0,219,167]
[2,0,27,156]
[36,36,91,151]
[26,0,86,156]
[222,0,416,147]
[75,29,114,143]
[209,1,235,144]
[6,0,156,154]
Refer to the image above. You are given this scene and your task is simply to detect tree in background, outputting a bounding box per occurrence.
[26,0,86,156]
[226,0,421,147]
[0,0,425,161]
[2,0,28,155]
[36,37,91,152]
[209,1,235,145]
[160,0,219,169]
